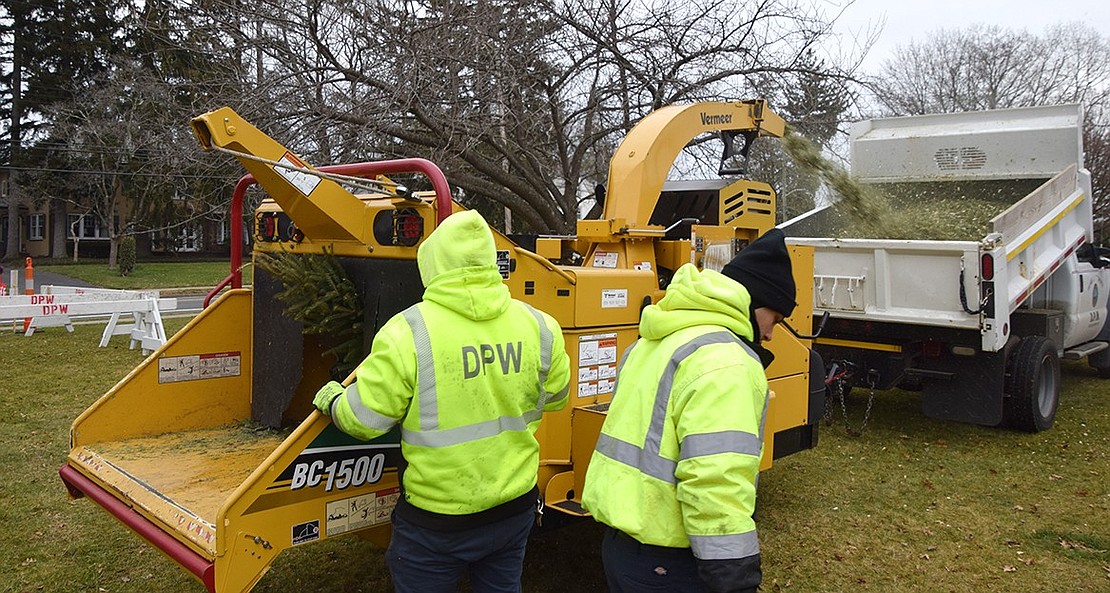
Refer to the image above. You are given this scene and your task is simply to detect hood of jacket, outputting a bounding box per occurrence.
[416,210,510,320]
[640,263,755,342]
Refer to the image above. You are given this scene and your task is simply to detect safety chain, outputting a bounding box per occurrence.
[824,361,877,437]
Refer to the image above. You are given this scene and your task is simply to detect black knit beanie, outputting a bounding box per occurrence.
[721,228,797,317]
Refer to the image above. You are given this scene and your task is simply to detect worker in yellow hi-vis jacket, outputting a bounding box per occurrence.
[582,228,797,593]
[314,210,571,593]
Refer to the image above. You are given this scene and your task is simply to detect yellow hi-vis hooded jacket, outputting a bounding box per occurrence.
[330,210,571,515]
[582,263,767,567]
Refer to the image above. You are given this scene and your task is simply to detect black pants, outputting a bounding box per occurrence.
[601,527,709,593]
[385,507,534,593]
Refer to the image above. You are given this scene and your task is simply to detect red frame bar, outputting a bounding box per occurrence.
[59,464,217,593]
[205,158,453,308]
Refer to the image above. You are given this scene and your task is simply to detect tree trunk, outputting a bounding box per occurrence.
[107,175,122,269]
[51,199,68,258]
[4,194,19,260]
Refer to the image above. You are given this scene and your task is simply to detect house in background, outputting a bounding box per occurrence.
[0,171,237,261]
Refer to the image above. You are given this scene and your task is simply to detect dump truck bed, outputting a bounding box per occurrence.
[785,105,1094,353]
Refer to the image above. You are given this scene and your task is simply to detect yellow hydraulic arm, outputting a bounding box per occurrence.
[191,107,377,244]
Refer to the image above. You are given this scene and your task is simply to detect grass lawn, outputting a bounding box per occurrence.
[1,318,1107,592]
[34,260,253,291]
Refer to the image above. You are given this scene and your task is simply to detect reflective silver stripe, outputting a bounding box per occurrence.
[403,306,438,431]
[758,385,770,443]
[596,331,763,483]
[754,384,770,491]
[679,430,762,460]
[644,332,748,457]
[522,303,555,409]
[595,432,676,482]
[688,531,760,560]
[551,383,570,403]
[341,382,398,432]
[403,409,543,447]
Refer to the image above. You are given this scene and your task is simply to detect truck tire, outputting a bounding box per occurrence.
[1004,336,1060,432]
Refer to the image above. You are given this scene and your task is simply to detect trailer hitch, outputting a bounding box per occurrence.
[823,359,878,437]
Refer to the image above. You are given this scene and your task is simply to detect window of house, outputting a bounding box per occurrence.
[177,225,201,252]
[67,214,110,239]
[29,213,45,241]
[216,219,229,245]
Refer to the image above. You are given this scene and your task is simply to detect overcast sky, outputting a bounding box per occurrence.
[828,0,1110,73]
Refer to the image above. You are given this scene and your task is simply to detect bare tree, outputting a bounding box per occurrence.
[874,24,1110,115]
[1086,117,1110,242]
[14,0,252,266]
[38,60,241,266]
[223,0,861,233]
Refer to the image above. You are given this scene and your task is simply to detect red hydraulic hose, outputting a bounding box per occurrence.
[204,158,452,308]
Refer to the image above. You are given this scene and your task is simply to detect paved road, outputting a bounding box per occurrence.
[32,269,96,289]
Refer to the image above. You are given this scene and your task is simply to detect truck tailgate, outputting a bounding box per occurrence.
[992,164,1089,312]
[788,236,982,330]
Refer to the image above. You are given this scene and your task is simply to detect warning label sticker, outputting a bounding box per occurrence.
[277,153,322,196]
[598,363,616,379]
[496,250,511,279]
[158,351,241,384]
[577,333,618,398]
[592,251,618,268]
[579,366,598,382]
[326,487,401,536]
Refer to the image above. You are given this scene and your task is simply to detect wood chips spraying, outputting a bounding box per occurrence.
[781,127,1044,241]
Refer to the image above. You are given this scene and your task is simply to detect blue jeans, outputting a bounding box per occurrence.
[602,527,708,593]
[386,507,534,593]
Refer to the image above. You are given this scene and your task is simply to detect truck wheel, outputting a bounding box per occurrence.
[1004,336,1060,432]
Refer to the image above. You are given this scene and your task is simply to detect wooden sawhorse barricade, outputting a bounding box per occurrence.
[0,285,178,354]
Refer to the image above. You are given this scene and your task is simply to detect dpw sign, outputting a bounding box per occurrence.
[461,342,523,379]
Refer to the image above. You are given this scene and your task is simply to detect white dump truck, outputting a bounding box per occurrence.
[784,103,1110,432]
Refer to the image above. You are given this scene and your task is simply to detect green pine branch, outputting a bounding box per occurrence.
[255,247,364,378]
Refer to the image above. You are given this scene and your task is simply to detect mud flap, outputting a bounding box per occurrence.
[921,349,1006,426]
